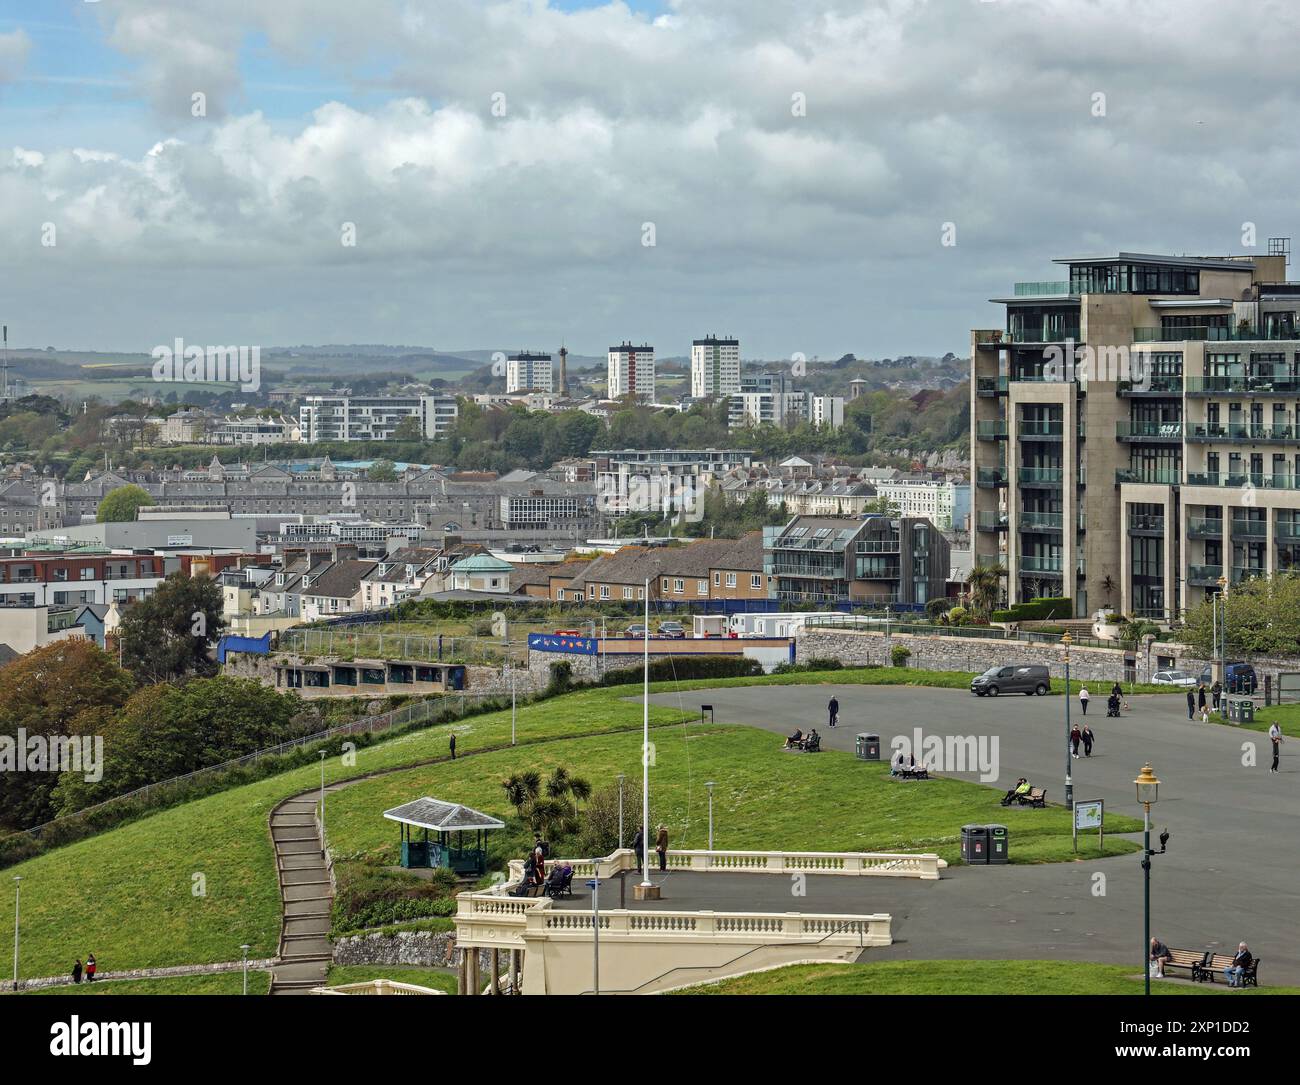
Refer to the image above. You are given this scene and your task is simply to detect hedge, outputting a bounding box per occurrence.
[991,597,1073,623]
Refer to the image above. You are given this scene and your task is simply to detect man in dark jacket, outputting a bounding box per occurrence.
[1186,689,1196,720]
[1225,943,1253,987]
[632,826,644,874]
[449,733,456,759]
[827,696,839,728]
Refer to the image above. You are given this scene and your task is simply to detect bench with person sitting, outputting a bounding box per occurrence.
[543,863,574,899]
[782,728,805,750]
[1198,944,1259,987]
[1000,780,1046,807]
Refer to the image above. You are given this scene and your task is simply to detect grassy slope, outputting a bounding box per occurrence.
[0,672,1144,981]
[677,959,1300,995]
[26,971,272,995]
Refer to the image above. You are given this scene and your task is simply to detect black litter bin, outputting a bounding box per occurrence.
[987,824,1008,864]
[961,824,989,864]
[856,733,881,760]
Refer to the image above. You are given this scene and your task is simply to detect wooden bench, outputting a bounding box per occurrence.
[1198,952,1260,987]
[1160,948,1207,980]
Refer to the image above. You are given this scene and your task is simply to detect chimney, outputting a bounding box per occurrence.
[558,345,568,398]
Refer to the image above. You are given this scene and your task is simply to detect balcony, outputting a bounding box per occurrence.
[1116,421,1183,441]
[857,540,901,553]
[976,420,1008,440]
[977,512,1009,532]
[1185,374,1300,396]
[976,376,1008,396]
[1277,522,1300,541]
[1115,468,1181,486]
[1185,471,1300,491]
[1231,520,1267,538]
[1020,555,1064,574]
[1128,514,1165,535]
[1117,376,1184,396]
[1186,518,1222,539]
[1013,281,1071,296]
[1186,422,1296,443]
[1132,325,1300,343]
[976,468,1008,488]
[1188,565,1225,587]
[1232,566,1265,585]
[1018,467,1064,486]
[1018,420,1064,439]
[1019,512,1063,533]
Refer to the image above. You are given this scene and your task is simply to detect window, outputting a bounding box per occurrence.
[623,586,633,599]
[600,585,610,599]
[726,572,737,588]
[80,568,94,581]
[697,579,707,595]
[673,578,684,593]
[662,578,670,591]
[713,572,720,586]
[751,574,761,589]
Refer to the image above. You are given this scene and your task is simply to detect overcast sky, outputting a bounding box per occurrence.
[1,0,1298,360]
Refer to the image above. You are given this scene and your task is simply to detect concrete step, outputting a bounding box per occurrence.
[281,870,330,887]
[279,854,326,871]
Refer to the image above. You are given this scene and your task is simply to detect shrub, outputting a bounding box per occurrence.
[890,645,912,668]
[599,656,762,686]
[991,597,1072,623]
[546,660,574,696]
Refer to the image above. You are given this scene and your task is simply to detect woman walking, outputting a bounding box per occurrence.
[1081,724,1094,757]
[1070,724,1082,759]
[655,824,669,871]
[1078,686,1090,715]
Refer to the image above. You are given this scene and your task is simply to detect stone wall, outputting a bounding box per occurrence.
[332,928,490,971]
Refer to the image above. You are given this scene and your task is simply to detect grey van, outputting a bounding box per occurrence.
[971,664,1051,697]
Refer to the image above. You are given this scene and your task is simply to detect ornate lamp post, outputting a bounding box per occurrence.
[1135,763,1161,996]
[705,781,716,851]
[1062,632,1073,808]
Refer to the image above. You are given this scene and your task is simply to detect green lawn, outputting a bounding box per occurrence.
[25,971,272,995]
[1242,702,1300,737]
[676,959,1299,995]
[0,675,1142,984]
[326,725,1142,865]
[324,964,457,993]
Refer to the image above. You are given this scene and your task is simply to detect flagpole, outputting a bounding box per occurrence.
[641,576,652,888]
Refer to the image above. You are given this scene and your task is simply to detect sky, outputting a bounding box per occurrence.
[1,0,1298,360]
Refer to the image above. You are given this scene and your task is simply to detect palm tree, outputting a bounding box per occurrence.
[501,770,541,813]
[545,766,592,816]
[966,563,1006,618]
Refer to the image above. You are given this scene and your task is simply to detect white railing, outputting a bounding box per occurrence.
[526,908,890,946]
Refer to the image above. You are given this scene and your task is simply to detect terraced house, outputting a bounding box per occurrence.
[559,533,770,604]
[972,243,1300,620]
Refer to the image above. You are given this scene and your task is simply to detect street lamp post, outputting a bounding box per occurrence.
[12,876,20,992]
[240,943,251,995]
[1135,763,1161,996]
[705,781,716,851]
[616,773,625,849]
[318,751,327,850]
[1062,632,1073,809]
[1217,576,1229,704]
[510,663,517,746]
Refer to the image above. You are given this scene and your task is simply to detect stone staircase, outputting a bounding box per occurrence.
[268,793,335,994]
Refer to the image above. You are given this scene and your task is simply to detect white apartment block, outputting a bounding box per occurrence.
[809,395,846,430]
[506,352,554,393]
[691,336,741,398]
[298,394,458,443]
[874,478,958,532]
[608,342,655,399]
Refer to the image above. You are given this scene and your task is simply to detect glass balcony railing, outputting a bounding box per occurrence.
[1018,467,1064,484]
[1186,374,1300,395]
[976,468,1008,487]
[1020,555,1064,573]
[1006,327,1081,344]
[976,376,1008,396]
[1277,522,1300,541]
[1185,471,1300,491]
[1186,422,1296,441]
[1133,326,1300,343]
[976,420,1008,439]
[1128,514,1165,533]
[1188,565,1224,584]
[1115,468,1181,485]
[1013,281,1071,296]
[1020,512,1063,531]
[1186,517,1223,537]
[1018,420,1064,437]
[1232,566,1265,585]
[1117,375,1184,395]
[977,512,1009,531]
[1231,520,1267,538]
[1116,421,1183,439]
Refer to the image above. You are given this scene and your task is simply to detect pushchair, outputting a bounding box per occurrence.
[1106,693,1122,718]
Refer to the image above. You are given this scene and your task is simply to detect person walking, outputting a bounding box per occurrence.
[827,696,839,728]
[1078,686,1090,715]
[1269,721,1283,774]
[1211,680,1223,712]
[1186,688,1196,720]
[71,959,83,985]
[655,824,669,871]
[632,826,644,874]
[1081,724,1094,757]
[449,733,456,760]
[86,954,97,982]
[1070,723,1082,759]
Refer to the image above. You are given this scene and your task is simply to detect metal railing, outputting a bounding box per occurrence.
[1115,468,1181,485]
[1187,422,1296,441]
[1013,281,1070,296]
[1020,512,1063,531]
[1186,471,1300,491]
[1185,374,1300,394]
[1116,421,1183,439]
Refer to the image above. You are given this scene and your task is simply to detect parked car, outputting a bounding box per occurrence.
[624,623,647,638]
[657,621,686,638]
[1151,669,1197,687]
[970,664,1051,697]
[1198,662,1258,695]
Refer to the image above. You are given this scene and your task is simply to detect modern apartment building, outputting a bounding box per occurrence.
[690,335,741,398]
[728,374,845,431]
[972,244,1300,621]
[506,352,554,394]
[298,394,458,442]
[762,514,950,606]
[607,342,655,400]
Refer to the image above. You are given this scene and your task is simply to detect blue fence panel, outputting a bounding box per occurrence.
[217,633,272,664]
[527,633,599,655]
